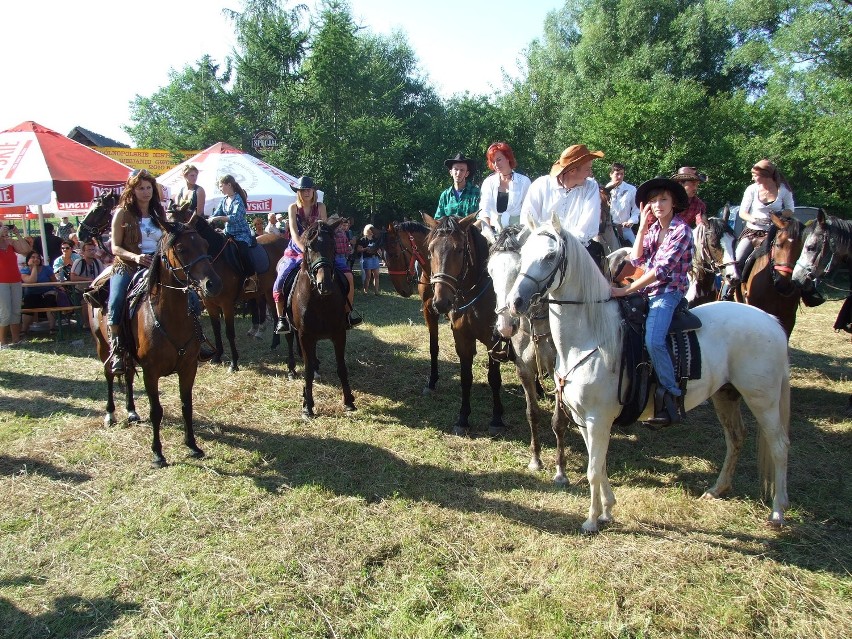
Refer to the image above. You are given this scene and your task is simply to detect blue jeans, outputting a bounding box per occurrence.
[107,269,132,325]
[645,290,683,396]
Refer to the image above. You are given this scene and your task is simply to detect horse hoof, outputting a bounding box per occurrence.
[313,372,321,382]
[210,357,222,365]
[229,364,239,373]
[528,459,543,472]
[766,513,786,529]
[287,372,297,381]
[302,408,315,419]
[151,457,169,469]
[104,414,115,427]
[187,448,205,459]
[451,425,470,437]
[700,490,720,500]
[344,402,356,412]
[127,411,141,424]
[580,525,600,536]
[488,423,508,437]
[553,474,569,487]
[422,386,436,397]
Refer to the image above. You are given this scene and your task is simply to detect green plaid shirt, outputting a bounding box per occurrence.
[435,182,481,219]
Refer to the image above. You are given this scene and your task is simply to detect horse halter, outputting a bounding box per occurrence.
[517,230,568,306]
[428,226,473,297]
[695,224,736,278]
[795,228,832,283]
[386,226,427,286]
[303,226,335,289]
[768,227,801,294]
[158,229,213,293]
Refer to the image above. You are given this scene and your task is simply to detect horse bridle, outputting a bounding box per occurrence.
[303,225,335,289]
[158,228,213,293]
[515,231,569,307]
[695,224,736,278]
[386,226,428,286]
[768,228,801,295]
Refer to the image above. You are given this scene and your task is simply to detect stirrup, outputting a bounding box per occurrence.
[275,318,292,334]
[488,337,512,362]
[347,310,363,329]
[244,275,258,294]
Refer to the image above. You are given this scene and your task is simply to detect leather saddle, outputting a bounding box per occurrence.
[614,295,702,426]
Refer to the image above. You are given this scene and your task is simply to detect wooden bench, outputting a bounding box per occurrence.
[21,306,84,340]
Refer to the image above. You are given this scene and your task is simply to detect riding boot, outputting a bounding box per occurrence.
[108,329,126,375]
[645,387,681,427]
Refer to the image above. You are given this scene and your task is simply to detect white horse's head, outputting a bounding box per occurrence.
[488,225,531,337]
[509,212,568,316]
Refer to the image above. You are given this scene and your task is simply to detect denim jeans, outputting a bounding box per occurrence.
[645,290,683,396]
[107,269,132,325]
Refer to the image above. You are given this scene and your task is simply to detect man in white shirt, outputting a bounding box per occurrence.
[604,162,639,244]
[264,213,282,236]
[521,144,605,247]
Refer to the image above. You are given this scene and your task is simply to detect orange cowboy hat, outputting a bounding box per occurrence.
[549,144,605,177]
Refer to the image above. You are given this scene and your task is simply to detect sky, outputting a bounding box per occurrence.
[2,0,558,146]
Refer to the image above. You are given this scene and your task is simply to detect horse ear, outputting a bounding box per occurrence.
[817,208,827,225]
[422,212,439,229]
[459,212,479,230]
[479,222,497,245]
[550,210,562,233]
[521,210,537,230]
[517,225,531,244]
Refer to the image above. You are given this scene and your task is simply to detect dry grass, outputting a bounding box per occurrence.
[1,288,851,638]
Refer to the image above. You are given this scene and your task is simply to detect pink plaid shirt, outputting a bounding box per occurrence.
[631,215,695,296]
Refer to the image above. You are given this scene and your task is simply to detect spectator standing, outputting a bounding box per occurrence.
[57,214,75,241]
[0,225,31,348]
[328,215,362,328]
[604,162,640,244]
[357,224,383,295]
[435,153,480,220]
[478,142,531,232]
[32,222,63,265]
[264,213,282,236]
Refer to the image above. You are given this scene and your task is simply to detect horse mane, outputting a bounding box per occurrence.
[192,216,227,255]
[556,226,622,368]
[396,220,429,234]
[490,225,524,255]
[825,216,852,255]
[706,216,735,241]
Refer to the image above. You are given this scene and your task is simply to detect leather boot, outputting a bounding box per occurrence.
[645,387,681,427]
[108,331,126,375]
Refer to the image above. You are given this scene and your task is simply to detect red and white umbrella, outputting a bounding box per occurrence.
[0,121,132,212]
[157,142,318,217]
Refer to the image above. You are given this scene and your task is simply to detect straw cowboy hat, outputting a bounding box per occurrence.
[443,152,476,174]
[549,144,605,177]
[326,214,351,225]
[670,166,707,183]
[635,177,689,212]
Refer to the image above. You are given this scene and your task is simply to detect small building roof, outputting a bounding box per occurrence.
[67,126,131,148]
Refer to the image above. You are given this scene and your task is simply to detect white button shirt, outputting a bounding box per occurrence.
[521,176,601,244]
[608,182,640,226]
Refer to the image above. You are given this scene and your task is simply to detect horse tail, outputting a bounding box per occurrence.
[758,368,791,501]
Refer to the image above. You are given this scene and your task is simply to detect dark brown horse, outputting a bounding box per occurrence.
[739,211,805,338]
[383,220,440,393]
[90,217,223,467]
[170,213,288,372]
[284,220,355,417]
[423,212,506,436]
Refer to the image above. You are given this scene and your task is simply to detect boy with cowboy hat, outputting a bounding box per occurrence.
[669,166,707,228]
[521,143,605,248]
[435,153,481,220]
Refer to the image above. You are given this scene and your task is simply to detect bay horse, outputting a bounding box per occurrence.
[170,212,288,372]
[383,220,440,394]
[423,212,506,436]
[507,212,790,533]
[792,208,852,294]
[285,220,355,417]
[739,211,805,338]
[687,217,738,307]
[488,225,558,470]
[90,216,223,467]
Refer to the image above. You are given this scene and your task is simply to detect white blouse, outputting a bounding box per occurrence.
[739,183,794,230]
[477,171,532,231]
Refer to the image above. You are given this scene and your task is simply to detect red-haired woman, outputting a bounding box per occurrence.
[478,142,531,231]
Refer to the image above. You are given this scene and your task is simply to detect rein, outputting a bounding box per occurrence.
[386,227,428,283]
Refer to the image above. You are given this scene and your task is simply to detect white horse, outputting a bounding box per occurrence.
[507,213,791,534]
[487,225,558,472]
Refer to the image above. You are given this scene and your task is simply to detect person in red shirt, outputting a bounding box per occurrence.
[670,167,707,228]
[0,225,33,348]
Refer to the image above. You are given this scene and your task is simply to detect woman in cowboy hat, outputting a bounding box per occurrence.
[273,176,327,334]
[435,153,481,220]
[669,166,707,228]
[611,177,695,427]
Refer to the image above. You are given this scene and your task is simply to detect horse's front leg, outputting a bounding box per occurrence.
[284,332,298,380]
[703,389,745,499]
[333,332,356,412]
[178,363,204,459]
[301,335,318,418]
[452,333,476,436]
[423,296,439,395]
[517,354,543,471]
[143,370,167,468]
[582,417,615,534]
[486,352,506,436]
[223,308,239,372]
[104,368,117,427]
[551,402,570,485]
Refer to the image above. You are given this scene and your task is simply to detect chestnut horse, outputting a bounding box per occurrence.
[383,220,440,394]
[739,212,805,338]
[284,220,355,417]
[90,217,222,467]
[423,212,506,436]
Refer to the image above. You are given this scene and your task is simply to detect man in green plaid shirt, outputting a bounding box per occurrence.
[435,153,480,219]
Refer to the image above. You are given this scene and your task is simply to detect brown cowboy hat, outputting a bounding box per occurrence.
[635,177,689,212]
[670,166,707,183]
[326,214,351,225]
[549,144,605,177]
[444,152,476,174]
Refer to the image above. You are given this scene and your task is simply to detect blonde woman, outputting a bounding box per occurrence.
[273,176,327,333]
[356,224,382,295]
[176,164,206,215]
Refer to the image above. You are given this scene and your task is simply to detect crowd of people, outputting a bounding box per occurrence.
[0,147,801,429]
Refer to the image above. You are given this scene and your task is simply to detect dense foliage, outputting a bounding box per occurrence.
[125,0,851,224]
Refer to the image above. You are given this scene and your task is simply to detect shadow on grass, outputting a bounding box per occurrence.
[0,370,112,419]
[0,576,138,639]
[0,455,91,483]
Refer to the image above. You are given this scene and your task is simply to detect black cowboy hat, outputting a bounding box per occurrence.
[444,153,476,174]
[635,177,689,212]
[290,176,317,192]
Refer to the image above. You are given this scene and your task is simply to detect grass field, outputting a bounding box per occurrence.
[1,287,851,638]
